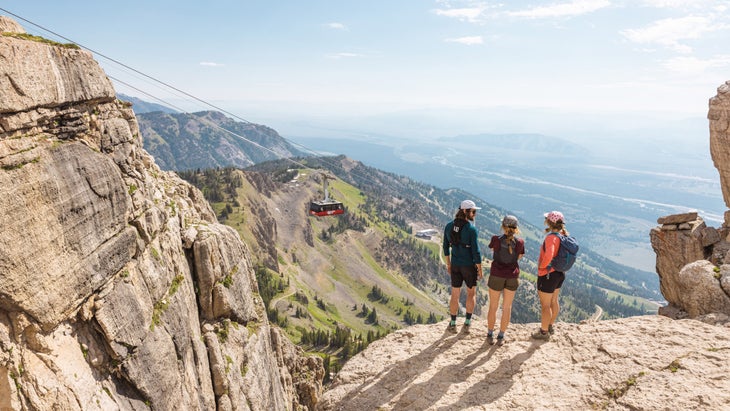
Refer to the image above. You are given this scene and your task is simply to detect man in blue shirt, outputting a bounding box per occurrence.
[442,200,483,332]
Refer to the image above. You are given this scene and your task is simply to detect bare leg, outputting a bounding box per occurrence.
[538,290,553,332]
[465,286,477,315]
[549,288,561,325]
[500,289,516,332]
[449,287,461,317]
[487,287,500,331]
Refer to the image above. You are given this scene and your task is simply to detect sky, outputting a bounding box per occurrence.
[3,0,730,139]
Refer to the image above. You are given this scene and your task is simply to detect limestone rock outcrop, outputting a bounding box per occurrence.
[319,317,730,410]
[710,80,730,207]
[0,17,322,410]
[648,81,730,324]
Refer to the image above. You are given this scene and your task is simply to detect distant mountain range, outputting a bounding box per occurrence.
[118,93,305,171]
[134,110,305,171]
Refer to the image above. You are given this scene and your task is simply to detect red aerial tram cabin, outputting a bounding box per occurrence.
[309,199,344,216]
[309,174,344,216]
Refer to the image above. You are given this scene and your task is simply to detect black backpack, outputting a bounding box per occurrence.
[449,219,468,246]
[493,235,518,265]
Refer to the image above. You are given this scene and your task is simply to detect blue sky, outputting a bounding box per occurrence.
[3,1,730,138]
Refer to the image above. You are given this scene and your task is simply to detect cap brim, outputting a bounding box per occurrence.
[474,206,482,209]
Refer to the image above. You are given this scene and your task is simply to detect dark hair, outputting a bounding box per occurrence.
[454,208,469,220]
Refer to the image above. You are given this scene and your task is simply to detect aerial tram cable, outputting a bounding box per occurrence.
[0,7,252,126]
[107,74,312,171]
[0,7,383,196]
[0,8,398,215]
[110,74,347,217]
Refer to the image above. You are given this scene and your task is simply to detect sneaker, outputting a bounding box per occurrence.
[531,330,550,341]
[463,319,471,333]
[548,324,555,335]
[447,321,457,333]
[486,333,494,345]
[496,336,505,346]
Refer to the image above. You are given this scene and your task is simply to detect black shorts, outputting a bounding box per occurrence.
[537,271,565,294]
[451,265,478,288]
[488,275,519,292]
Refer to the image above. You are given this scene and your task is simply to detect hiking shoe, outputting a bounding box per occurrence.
[496,336,505,346]
[548,324,555,335]
[486,334,494,345]
[447,321,457,333]
[531,330,550,341]
[463,320,471,333]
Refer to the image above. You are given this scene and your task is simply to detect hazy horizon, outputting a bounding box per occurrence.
[4,1,729,133]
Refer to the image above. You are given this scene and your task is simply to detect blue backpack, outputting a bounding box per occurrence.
[544,232,579,272]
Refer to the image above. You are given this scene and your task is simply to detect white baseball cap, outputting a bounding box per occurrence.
[460,200,481,210]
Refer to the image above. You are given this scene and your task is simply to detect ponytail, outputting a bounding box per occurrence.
[502,225,521,254]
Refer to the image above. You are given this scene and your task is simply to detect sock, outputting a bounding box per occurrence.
[465,313,472,320]
[450,315,457,322]
[497,331,504,339]
[487,329,494,337]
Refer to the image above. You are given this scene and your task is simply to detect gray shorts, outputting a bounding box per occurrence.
[487,275,519,292]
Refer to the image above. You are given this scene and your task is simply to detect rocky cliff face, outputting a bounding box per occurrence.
[649,81,730,324]
[0,17,322,410]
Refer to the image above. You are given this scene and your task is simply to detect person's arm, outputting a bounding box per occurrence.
[471,227,483,279]
[443,224,451,274]
[488,235,498,251]
[538,235,559,271]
